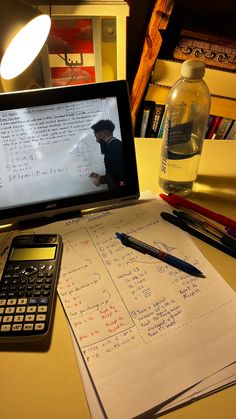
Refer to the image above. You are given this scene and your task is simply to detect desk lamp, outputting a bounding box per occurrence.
[0,0,51,80]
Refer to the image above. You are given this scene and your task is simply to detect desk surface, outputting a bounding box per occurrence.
[0,139,236,419]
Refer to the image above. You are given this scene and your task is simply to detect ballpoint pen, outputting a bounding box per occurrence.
[159,193,236,231]
[115,232,205,277]
[172,210,236,250]
[160,212,236,258]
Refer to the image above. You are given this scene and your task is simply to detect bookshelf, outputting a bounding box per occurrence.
[133,0,236,139]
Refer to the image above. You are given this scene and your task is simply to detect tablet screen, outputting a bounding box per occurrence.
[0,80,139,225]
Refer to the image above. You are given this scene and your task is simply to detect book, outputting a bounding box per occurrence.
[135,100,156,137]
[157,113,165,138]
[151,59,236,99]
[214,117,234,139]
[226,120,236,139]
[148,103,165,137]
[207,116,223,139]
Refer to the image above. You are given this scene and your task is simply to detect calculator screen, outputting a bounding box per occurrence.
[10,246,56,261]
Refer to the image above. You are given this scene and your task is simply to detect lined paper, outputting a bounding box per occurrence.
[57,198,236,418]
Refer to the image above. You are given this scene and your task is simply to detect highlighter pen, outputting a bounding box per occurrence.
[159,193,236,230]
[160,212,236,259]
[115,232,205,278]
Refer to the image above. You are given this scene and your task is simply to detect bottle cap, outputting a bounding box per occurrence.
[181,59,205,79]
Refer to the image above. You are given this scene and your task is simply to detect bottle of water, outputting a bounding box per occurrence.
[159,59,211,195]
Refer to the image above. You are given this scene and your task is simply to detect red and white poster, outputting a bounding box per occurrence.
[48,18,101,86]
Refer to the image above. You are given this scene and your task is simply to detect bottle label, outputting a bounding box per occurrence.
[167,120,193,146]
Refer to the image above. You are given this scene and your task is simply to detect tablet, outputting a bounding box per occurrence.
[0,80,139,226]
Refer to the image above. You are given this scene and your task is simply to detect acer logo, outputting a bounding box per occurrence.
[45,203,57,209]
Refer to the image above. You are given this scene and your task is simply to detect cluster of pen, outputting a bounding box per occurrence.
[160,194,236,258]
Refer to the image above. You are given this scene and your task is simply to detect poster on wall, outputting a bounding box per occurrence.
[48,18,102,86]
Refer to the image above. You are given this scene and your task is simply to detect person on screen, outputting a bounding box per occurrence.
[89,119,126,190]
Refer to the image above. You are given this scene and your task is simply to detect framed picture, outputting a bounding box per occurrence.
[47,17,102,87]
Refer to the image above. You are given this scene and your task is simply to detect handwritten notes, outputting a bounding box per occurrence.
[0,96,121,208]
[57,198,236,418]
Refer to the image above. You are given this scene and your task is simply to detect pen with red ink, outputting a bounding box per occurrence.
[159,193,236,230]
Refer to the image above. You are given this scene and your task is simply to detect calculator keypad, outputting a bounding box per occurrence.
[0,263,55,337]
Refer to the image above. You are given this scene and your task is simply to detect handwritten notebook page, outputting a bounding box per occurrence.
[57,198,236,419]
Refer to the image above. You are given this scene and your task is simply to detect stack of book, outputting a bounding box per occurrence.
[135,100,236,140]
[135,100,165,138]
[206,116,236,139]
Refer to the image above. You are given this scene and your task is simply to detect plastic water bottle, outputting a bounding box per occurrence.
[159,59,211,195]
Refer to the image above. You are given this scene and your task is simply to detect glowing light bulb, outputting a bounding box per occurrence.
[0,14,51,80]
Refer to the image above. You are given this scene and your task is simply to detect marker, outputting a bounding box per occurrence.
[159,193,236,230]
[160,212,236,259]
[115,232,205,277]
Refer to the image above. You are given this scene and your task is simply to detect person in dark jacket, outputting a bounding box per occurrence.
[89,119,126,190]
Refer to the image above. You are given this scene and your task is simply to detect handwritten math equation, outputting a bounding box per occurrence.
[58,201,208,363]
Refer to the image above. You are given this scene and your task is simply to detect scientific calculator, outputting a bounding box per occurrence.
[0,234,62,342]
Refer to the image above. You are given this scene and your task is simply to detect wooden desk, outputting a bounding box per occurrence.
[0,139,236,419]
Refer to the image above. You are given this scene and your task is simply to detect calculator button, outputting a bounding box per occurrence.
[7,299,17,306]
[3,315,13,323]
[28,279,35,285]
[48,265,54,270]
[14,315,24,322]
[40,265,46,270]
[5,307,15,314]
[45,278,52,284]
[25,314,35,322]
[28,297,38,305]
[1,324,11,332]
[16,306,26,314]
[36,314,46,322]
[35,323,45,331]
[39,297,48,305]
[38,306,47,313]
[23,323,33,331]
[0,307,4,314]
[22,266,38,276]
[12,324,23,331]
[18,298,27,305]
[27,306,36,313]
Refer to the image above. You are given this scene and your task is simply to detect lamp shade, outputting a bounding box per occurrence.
[0,1,51,80]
